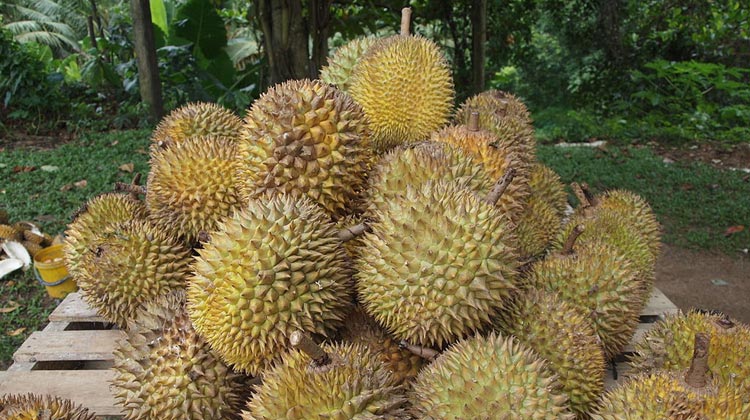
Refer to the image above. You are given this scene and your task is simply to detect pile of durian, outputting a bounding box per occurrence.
[4,8,750,420]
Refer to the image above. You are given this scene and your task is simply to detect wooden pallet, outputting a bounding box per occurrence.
[0,289,679,417]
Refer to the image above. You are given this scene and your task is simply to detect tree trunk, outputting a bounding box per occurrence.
[256,0,310,85]
[130,0,163,122]
[309,0,332,78]
[470,0,487,94]
[597,0,623,63]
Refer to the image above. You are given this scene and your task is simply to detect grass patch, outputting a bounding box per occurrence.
[539,144,750,253]
[0,130,151,368]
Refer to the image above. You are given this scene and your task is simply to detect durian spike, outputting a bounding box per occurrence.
[337,223,371,242]
[484,167,516,206]
[400,7,412,35]
[468,111,480,131]
[290,331,331,367]
[684,332,710,389]
[197,230,211,244]
[571,182,591,208]
[561,224,585,255]
[399,340,439,361]
[114,173,145,200]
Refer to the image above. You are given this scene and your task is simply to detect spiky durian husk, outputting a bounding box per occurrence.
[0,393,97,419]
[22,230,44,245]
[237,79,372,219]
[146,136,242,244]
[187,195,353,375]
[365,141,493,217]
[112,292,248,420]
[151,102,242,148]
[430,125,530,223]
[592,372,750,420]
[410,332,575,419]
[515,195,562,260]
[242,341,409,419]
[349,35,454,152]
[454,89,536,165]
[21,241,43,258]
[628,311,750,394]
[320,36,377,92]
[76,219,192,328]
[356,181,518,348]
[339,306,426,385]
[495,289,606,416]
[530,163,568,217]
[525,240,647,359]
[63,193,147,282]
[0,224,23,241]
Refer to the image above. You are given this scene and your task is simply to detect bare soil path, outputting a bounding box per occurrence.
[656,244,749,323]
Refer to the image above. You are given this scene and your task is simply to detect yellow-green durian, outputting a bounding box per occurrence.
[0,224,22,241]
[76,219,192,327]
[495,289,606,416]
[63,193,147,283]
[349,34,454,151]
[146,135,242,244]
[242,338,409,419]
[187,194,353,375]
[238,79,372,219]
[320,36,377,91]
[454,89,536,164]
[0,394,97,419]
[530,163,568,217]
[112,291,248,420]
[151,102,242,148]
[356,180,518,348]
[515,195,562,260]
[525,236,647,359]
[410,332,575,419]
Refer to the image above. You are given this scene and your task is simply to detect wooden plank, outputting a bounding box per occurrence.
[48,292,106,323]
[0,370,122,417]
[6,361,36,372]
[622,322,654,354]
[13,330,124,363]
[43,321,71,332]
[604,361,632,389]
[641,287,680,319]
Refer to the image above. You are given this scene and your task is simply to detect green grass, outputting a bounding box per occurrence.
[0,130,151,368]
[539,144,750,253]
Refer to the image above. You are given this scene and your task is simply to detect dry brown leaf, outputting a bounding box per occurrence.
[724,225,745,237]
[110,140,119,146]
[0,301,20,313]
[118,163,134,173]
[8,327,26,336]
[74,179,88,189]
[12,166,36,173]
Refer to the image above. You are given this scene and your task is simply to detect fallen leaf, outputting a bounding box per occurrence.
[136,148,148,155]
[680,183,694,191]
[6,281,15,287]
[7,327,26,336]
[724,225,745,237]
[110,140,119,146]
[12,165,36,173]
[40,165,59,172]
[60,183,73,192]
[74,179,88,189]
[118,163,134,173]
[0,301,20,313]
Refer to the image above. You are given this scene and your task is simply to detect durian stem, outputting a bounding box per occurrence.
[400,7,412,35]
[113,182,146,197]
[580,182,598,206]
[562,225,585,255]
[714,313,735,330]
[290,331,331,367]
[468,111,480,131]
[484,168,516,206]
[197,231,211,244]
[399,340,439,361]
[684,332,710,389]
[337,223,370,242]
[571,182,590,208]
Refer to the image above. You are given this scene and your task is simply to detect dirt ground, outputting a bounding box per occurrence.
[656,244,750,323]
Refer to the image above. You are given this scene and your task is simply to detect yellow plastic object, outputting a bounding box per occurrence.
[33,244,77,298]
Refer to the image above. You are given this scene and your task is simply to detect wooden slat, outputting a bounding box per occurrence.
[43,321,71,332]
[604,361,632,389]
[622,322,654,354]
[641,287,680,319]
[48,292,106,323]
[13,330,124,363]
[0,370,122,417]
[6,361,35,372]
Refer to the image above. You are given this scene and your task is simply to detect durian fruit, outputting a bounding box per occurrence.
[151,102,243,148]
[339,306,426,385]
[21,240,43,258]
[628,310,750,394]
[187,194,354,375]
[454,90,536,165]
[237,79,372,219]
[593,333,750,420]
[494,289,606,417]
[242,332,409,419]
[365,141,493,216]
[410,332,575,419]
[0,393,97,419]
[112,291,248,420]
[63,193,147,281]
[146,135,242,244]
[76,219,192,327]
[530,163,568,217]
[0,224,22,241]
[515,195,562,260]
[348,10,454,151]
[430,124,530,223]
[320,36,377,91]
[525,227,646,358]
[22,229,45,245]
[333,213,366,260]
[356,180,518,348]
